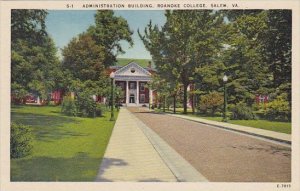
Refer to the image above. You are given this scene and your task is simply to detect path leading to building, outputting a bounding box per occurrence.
[128,107,291,182]
[95,108,207,182]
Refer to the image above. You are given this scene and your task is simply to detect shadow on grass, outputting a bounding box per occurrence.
[11,105,25,109]
[11,152,102,182]
[11,112,88,142]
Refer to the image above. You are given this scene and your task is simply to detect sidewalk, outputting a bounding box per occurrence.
[95,108,207,182]
[167,113,291,144]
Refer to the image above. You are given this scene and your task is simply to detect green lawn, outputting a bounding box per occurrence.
[11,105,118,181]
[155,108,291,134]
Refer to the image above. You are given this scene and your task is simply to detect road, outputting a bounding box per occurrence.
[127,107,291,182]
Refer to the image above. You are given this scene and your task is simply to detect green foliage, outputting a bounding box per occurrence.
[11,123,33,159]
[62,33,106,82]
[62,11,133,99]
[222,12,271,105]
[230,103,257,120]
[222,10,291,108]
[87,10,133,67]
[76,92,97,118]
[265,95,291,121]
[11,82,28,104]
[61,96,77,116]
[11,10,48,45]
[95,103,106,117]
[11,10,61,103]
[264,10,291,90]
[199,91,223,115]
[139,10,226,113]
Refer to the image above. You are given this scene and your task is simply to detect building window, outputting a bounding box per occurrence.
[140,94,145,103]
[140,83,145,91]
[130,82,135,89]
[131,68,135,73]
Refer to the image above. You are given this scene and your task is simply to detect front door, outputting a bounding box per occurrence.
[129,94,135,103]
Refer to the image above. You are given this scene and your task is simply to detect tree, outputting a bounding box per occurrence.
[147,75,168,111]
[221,11,272,105]
[62,10,133,100]
[87,10,133,67]
[221,10,291,108]
[139,10,224,114]
[62,33,106,82]
[11,10,47,46]
[264,10,291,104]
[11,10,61,103]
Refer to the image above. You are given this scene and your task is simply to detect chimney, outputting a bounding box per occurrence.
[148,61,152,69]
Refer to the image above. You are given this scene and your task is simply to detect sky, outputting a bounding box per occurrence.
[45,10,166,60]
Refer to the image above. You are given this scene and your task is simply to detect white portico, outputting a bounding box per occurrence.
[110,62,154,106]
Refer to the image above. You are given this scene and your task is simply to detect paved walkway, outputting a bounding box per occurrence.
[95,108,207,182]
[167,113,291,144]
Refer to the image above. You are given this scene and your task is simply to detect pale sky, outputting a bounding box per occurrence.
[45,10,166,60]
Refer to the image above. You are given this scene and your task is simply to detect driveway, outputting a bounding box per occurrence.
[128,107,291,182]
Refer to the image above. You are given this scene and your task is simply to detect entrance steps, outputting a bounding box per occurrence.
[124,103,149,107]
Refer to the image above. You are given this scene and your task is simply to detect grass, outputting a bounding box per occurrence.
[116,58,152,67]
[11,105,118,181]
[155,107,291,134]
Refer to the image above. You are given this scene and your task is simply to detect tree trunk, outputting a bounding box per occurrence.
[173,94,176,114]
[195,94,199,113]
[163,95,166,112]
[192,94,195,114]
[183,83,188,114]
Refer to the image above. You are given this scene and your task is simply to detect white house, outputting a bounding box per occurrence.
[109,62,156,107]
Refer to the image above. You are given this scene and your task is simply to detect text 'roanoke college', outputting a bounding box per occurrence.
[81,3,237,9]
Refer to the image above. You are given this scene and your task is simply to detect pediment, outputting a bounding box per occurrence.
[115,62,151,77]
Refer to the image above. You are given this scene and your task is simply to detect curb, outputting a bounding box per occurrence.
[167,114,291,145]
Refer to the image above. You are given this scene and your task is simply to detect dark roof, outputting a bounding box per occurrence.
[115,58,152,67]
[112,58,157,72]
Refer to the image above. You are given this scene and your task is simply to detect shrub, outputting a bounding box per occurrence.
[230,102,257,120]
[265,95,291,121]
[199,91,223,115]
[11,123,33,159]
[76,92,97,117]
[61,96,77,116]
[95,103,106,117]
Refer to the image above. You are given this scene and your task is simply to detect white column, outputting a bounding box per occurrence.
[149,89,153,105]
[136,81,139,105]
[126,81,129,104]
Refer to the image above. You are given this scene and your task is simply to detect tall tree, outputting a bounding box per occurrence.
[139,10,224,113]
[62,10,133,98]
[11,10,60,102]
[222,10,291,106]
[87,10,133,67]
[264,10,291,103]
[11,10,47,46]
[62,33,106,82]
[221,12,271,105]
